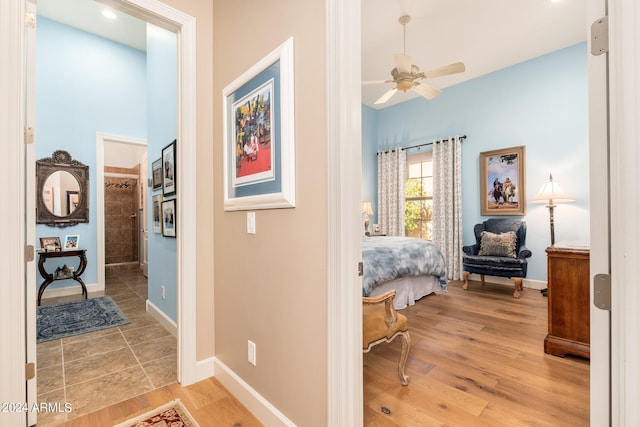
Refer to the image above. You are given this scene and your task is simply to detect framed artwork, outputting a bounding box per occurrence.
[222,37,295,211]
[152,158,163,191]
[479,145,526,216]
[162,140,176,196]
[152,194,163,234]
[63,234,79,250]
[39,236,61,252]
[161,199,176,237]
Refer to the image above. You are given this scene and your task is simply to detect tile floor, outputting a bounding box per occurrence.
[36,267,177,426]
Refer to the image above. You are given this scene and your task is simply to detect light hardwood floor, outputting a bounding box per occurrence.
[364,279,590,426]
[53,378,262,426]
[51,278,589,426]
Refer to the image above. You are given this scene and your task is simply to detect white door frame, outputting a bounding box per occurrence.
[96,132,147,291]
[326,0,363,425]
[98,0,200,386]
[0,0,29,424]
[607,0,640,424]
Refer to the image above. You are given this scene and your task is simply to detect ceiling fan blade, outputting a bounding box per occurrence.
[374,88,398,105]
[412,82,441,100]
[393,53,412,74]
[422,62,466,79]
[362,80,388,85]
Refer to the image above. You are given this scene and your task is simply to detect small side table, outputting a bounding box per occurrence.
[37,249,88,306]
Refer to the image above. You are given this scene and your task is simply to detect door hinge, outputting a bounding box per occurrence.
[591,16,609,56]
[24,127,34,144]
[24,10,36,29]
[25,362,35,381]
[358,262,363,277]
[594,273,611,311]
[25,245,35,263]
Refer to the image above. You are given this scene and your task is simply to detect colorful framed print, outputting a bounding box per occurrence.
[223,37,295,211]
[479,145,526,216]
[63,234,79,250]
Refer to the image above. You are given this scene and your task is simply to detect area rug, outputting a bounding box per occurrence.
[112,399,200,427]
[37,296,129,343]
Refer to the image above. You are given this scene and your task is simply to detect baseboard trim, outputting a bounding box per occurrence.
[146,299,178,337]
[466,274,547,290]
[213,358,296,427]
[39,282,102,300]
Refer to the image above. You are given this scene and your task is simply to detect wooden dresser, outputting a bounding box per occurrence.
[544,242,590,359]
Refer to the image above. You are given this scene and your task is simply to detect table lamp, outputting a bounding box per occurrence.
[361,201,374,236]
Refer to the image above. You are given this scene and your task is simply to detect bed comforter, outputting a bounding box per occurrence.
[362,236,448,297]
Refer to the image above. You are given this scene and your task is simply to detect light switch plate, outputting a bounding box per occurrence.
[247,212,256,234]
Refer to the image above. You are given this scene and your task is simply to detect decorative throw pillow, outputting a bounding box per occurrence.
[478,230,517,258]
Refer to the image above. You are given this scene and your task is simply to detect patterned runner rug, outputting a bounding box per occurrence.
[112,399,200,427]
[37,296,129,342]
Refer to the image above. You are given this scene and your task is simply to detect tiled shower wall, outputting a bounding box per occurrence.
[104,166,140,265]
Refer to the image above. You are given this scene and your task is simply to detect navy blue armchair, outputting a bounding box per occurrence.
[462,218,532,298]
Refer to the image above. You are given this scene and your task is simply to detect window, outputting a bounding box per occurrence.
[405,151,433,240]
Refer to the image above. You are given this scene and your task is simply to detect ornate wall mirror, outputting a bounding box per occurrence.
[36,150,89,227]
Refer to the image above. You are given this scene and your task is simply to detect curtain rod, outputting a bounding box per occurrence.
[377,135,467,155]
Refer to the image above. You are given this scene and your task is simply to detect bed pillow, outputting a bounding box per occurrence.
[478,230,517,258]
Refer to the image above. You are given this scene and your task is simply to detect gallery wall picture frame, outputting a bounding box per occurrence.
[162,140,176,196]
[152,194,163,234]
[161,198,176,237]
[222,37,295,211]
[39,236,61,252]
[63,234,80,250]
[479,145,526,216]
[152,158,163,191]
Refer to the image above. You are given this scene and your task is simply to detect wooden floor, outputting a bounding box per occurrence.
[54,279,589,427]
[364,279,590,426]
[53,377,262,426]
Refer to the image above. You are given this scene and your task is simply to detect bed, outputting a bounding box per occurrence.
[362,236,448,309]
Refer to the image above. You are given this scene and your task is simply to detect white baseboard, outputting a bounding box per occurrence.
[213,358,296,427]
[466,274,547,290]
[146,299,177,337]
[39,282,103,300]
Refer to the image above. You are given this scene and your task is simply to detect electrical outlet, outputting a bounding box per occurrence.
[161,285,165,300]
[247,212,256,234]
[248,340,256,366]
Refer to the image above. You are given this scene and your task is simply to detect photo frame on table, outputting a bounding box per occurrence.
[152,158,163,191]
[479,145,526,216]
[161,199,176,237]
[222,37,295,211]
[39,236,61,252]
[162,141,176,196]
[63,234,79,250]
[152,194,163,234]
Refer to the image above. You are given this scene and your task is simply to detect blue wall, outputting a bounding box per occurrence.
[146,24,178,322]
[36,18,147,290]
[361,105,378,225]
[362,43,589,282]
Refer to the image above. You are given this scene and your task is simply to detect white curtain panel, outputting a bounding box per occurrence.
[433,136,463,280]
[377,148,406,236]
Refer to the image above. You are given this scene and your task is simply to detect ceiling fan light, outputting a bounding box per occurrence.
[397,80,413,91]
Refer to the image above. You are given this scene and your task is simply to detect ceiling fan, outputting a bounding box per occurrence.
[363,14,466,105]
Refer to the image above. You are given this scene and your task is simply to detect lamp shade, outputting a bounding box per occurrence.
[361,201,374,216]
[532,174,574,204]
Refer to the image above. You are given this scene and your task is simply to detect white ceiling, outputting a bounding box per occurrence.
[362,0,587,108]
[38,0,587,110]
[37,0,146,51]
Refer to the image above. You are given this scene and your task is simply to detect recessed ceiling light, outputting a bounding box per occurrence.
[102,10,117,20]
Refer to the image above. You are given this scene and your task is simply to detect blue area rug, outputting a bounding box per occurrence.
[37,296,129,343]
